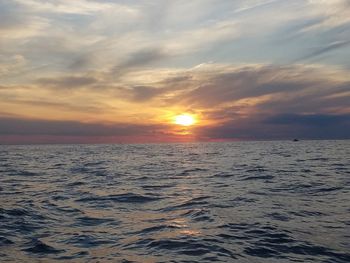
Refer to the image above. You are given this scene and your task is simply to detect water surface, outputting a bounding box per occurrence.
[0,141,349,262]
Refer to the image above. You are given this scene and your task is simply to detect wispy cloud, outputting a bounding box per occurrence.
[1,0,350,142]
[36,76,98,89]
[14,0,120,15]
[296,40,350,62]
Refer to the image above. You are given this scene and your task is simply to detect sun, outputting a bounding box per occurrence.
[174,114,196,126]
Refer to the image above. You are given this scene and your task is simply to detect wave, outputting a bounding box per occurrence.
[1,141,349,262]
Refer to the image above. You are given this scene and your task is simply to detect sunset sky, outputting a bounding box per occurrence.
[1,0,349,143]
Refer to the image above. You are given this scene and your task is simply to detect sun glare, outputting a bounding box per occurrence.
[174,114,196,126]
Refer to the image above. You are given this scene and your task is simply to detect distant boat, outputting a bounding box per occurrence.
[293,139,299,142]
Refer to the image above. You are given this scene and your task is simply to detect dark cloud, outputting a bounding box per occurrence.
[69,53,96,71]
[36,76,98,89]
[256,90,350,115]
[113,48,166,72]
[197,114,350,140]
[160,74,193,84]
[266,113,350,127]
[0,117,166,137]
[2,98,108,113]
[170,64,350,140]
[116,74,193,102]
[171,65,348,110]
[109,48,168,79]
[2,64,350,142]
[128,86,164,102]
[111,85,167,102]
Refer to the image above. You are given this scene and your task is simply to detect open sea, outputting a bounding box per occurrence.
[0,140,349,263]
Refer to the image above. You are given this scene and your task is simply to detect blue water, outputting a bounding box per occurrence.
[0,141,349,262]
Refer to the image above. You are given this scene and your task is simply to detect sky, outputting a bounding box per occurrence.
[0,0,350,144]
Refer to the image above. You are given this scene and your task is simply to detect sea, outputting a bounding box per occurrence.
[0,140,349,262]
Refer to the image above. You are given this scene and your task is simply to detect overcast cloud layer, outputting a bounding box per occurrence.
[0,0,349,143]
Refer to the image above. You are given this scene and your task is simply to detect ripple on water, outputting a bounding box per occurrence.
[23,239,64,255]
[0,236,14,246]
[131,224,181,236]
[64,234,114,248]
[126,237,236,259]
[240,174,274,181]
[74,216,117,227]
[181,208,214,222]
[160,196,211,212]
[0,207,46,235]
[0,141,349,262]
[76,193,161,204]
[219,223,350,261]
[6,169,40,177]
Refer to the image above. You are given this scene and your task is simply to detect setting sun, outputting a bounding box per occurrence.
[174,114,196,126]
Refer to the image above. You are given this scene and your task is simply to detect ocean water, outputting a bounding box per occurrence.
[0,141,349,263]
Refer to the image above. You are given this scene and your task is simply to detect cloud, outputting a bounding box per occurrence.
[0,1,49,40]
[196,113,350,140]
[266,113,350,126]
[125,86,166,102]
[14,0,118,15]
[0,117,166,137]
[1,1,350,142]
[306,0,350,30]
[3,0,350,82]
[164,20,238,54]
[36,76,98,89]
[0,117,175,144]
[0,55,27,77]
[1,63,349,141]
[156,63,350,140]
[168,64,350,112]
[296,40,350,62]
[1,98,107,114]
[112,48,167,76]
[234,0,280,14]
